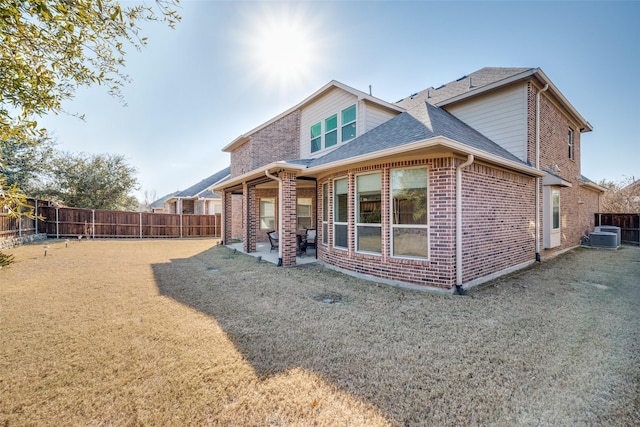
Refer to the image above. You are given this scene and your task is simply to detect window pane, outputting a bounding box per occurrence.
[311,123,321,138]
[322,183,328,221]
[341,104,356,124]
[334,177,348,223]
[334,224,348,248]
[260,199,275,230]
[357,226,381,253]
[341,122,356,142]
[552,190,560,229]
[357,173,381,224]
[393,228,428,258]
[322,223,328,244]
[326,114,337,131]
[391,168,428,225]
[325,130,337,148]
[311,137,321,153]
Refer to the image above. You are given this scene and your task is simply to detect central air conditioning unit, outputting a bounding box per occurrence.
[590,231,619,249]
[595,226,621,246]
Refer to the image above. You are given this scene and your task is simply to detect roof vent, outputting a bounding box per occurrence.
[468,77,474,89]
[456,75,467,81]
[435,84,446,90]
[409,92,418,99]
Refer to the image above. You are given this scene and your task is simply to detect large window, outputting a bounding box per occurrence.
[260,198,275,230]
[310,123,322,153]
[568,128,574,159]
[297,197,312,230]
[341,104,356,142]
[390,167,429,259]
[322,182,328,245]
[325,114,338,148]
[356,173,381,254]
[333,178,348,249]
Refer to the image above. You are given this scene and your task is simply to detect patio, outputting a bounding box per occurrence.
[226,241,319,266]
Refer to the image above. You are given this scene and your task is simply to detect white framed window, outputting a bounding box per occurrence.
[310,122,322,153]
[552,189,560,230]
[297,197,312,230]
[568,128,574,159]
[325,114,338,148]
[543,186,561,248]
[356,172,381,254]
[260,198,276,230]
[333,177,348,249]
[390,167,429,259]
[322,182,328,245]
[341,104,356,142]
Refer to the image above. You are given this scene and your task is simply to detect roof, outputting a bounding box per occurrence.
[396,67,592,132]
[222,80,404,152]
[172,166,231,199]
[150,191,179,209]
[307,100,524,168]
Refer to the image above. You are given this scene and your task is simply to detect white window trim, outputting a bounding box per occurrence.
[389,166,430,260]
[355,172,382,255]
[341,104,357,143]
[333,177,349,251]
[260,197,276,231]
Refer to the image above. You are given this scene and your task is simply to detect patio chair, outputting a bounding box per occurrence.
[296,234,307,257]
[305,229,316,249]
[267,231,279,252]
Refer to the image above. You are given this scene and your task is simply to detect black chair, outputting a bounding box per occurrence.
[305,229,316,249]
[267,231,279,252]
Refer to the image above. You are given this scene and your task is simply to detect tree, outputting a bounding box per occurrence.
[598,176,640,213]
[40,152,139,211]
[0,137,56,195]
[0,0,179,212]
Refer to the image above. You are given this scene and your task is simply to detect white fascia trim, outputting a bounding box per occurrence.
[305,136,545,178]
[211,161,306,191]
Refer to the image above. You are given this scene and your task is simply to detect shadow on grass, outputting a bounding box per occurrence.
[152,244,640,426]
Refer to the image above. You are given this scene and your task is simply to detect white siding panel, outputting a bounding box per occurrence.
[300,88,358,158]
[446,84,528,161]
[364,103,397,132]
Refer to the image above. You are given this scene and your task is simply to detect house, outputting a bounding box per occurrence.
[213,67,604,292]
[149,191,179,213]
[162,167,230,215]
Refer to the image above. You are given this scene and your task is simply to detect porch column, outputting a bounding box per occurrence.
[222,190,233,244]
[280,171,298,266]
[242,182,250,253]
[246,183,257,253]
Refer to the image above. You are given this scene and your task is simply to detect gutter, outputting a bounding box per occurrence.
[264,169,283,266]
[455,154,474,295]
[535,84,549,262]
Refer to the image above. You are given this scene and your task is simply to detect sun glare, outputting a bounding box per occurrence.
[240,4,325,94]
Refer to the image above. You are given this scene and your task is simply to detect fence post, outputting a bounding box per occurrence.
[139,212,143,239]
[92,210,96,239]
[55,207,59,239]
[35,199,38,234]
[180,213,183,238]
[18,212,22,237]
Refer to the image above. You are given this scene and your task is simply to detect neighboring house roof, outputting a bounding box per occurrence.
[222,80,405,152]
[170,166,231,201]
[397,67,592,133]
[579,175,607,193]
[150,191,180,209]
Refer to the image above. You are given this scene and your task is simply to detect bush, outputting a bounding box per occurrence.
[0,251,15,268]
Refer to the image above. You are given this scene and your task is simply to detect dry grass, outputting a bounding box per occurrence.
[1,239,638,426]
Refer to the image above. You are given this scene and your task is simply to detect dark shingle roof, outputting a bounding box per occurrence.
[396,67,533,110]
[175,166,230,198]
[150,191,180,209]
[307,101,524,168]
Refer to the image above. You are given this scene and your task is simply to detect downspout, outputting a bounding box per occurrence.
[265,169,283,266]
[456,154,474,295]
[535,84,549,262]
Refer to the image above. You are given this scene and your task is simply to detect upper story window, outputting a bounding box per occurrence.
[311,123,322,153]
[568,128,574,160]
[341,105,357,142]
[310,104,357,153]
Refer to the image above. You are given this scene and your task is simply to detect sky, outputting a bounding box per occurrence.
[39,0,640,202]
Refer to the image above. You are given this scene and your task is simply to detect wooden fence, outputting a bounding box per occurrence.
[595,213,640,245]
[1,201,221,240]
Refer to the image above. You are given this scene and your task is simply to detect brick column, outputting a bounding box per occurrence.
[242,182,250,253]
[280,171,298,266]
[222,190,233,245]
[246,183,257,253]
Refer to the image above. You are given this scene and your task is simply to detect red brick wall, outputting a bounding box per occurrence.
[527,83,600,258]
[230,111,301,178]
[317,157,457,289]
[461,162,536,283]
